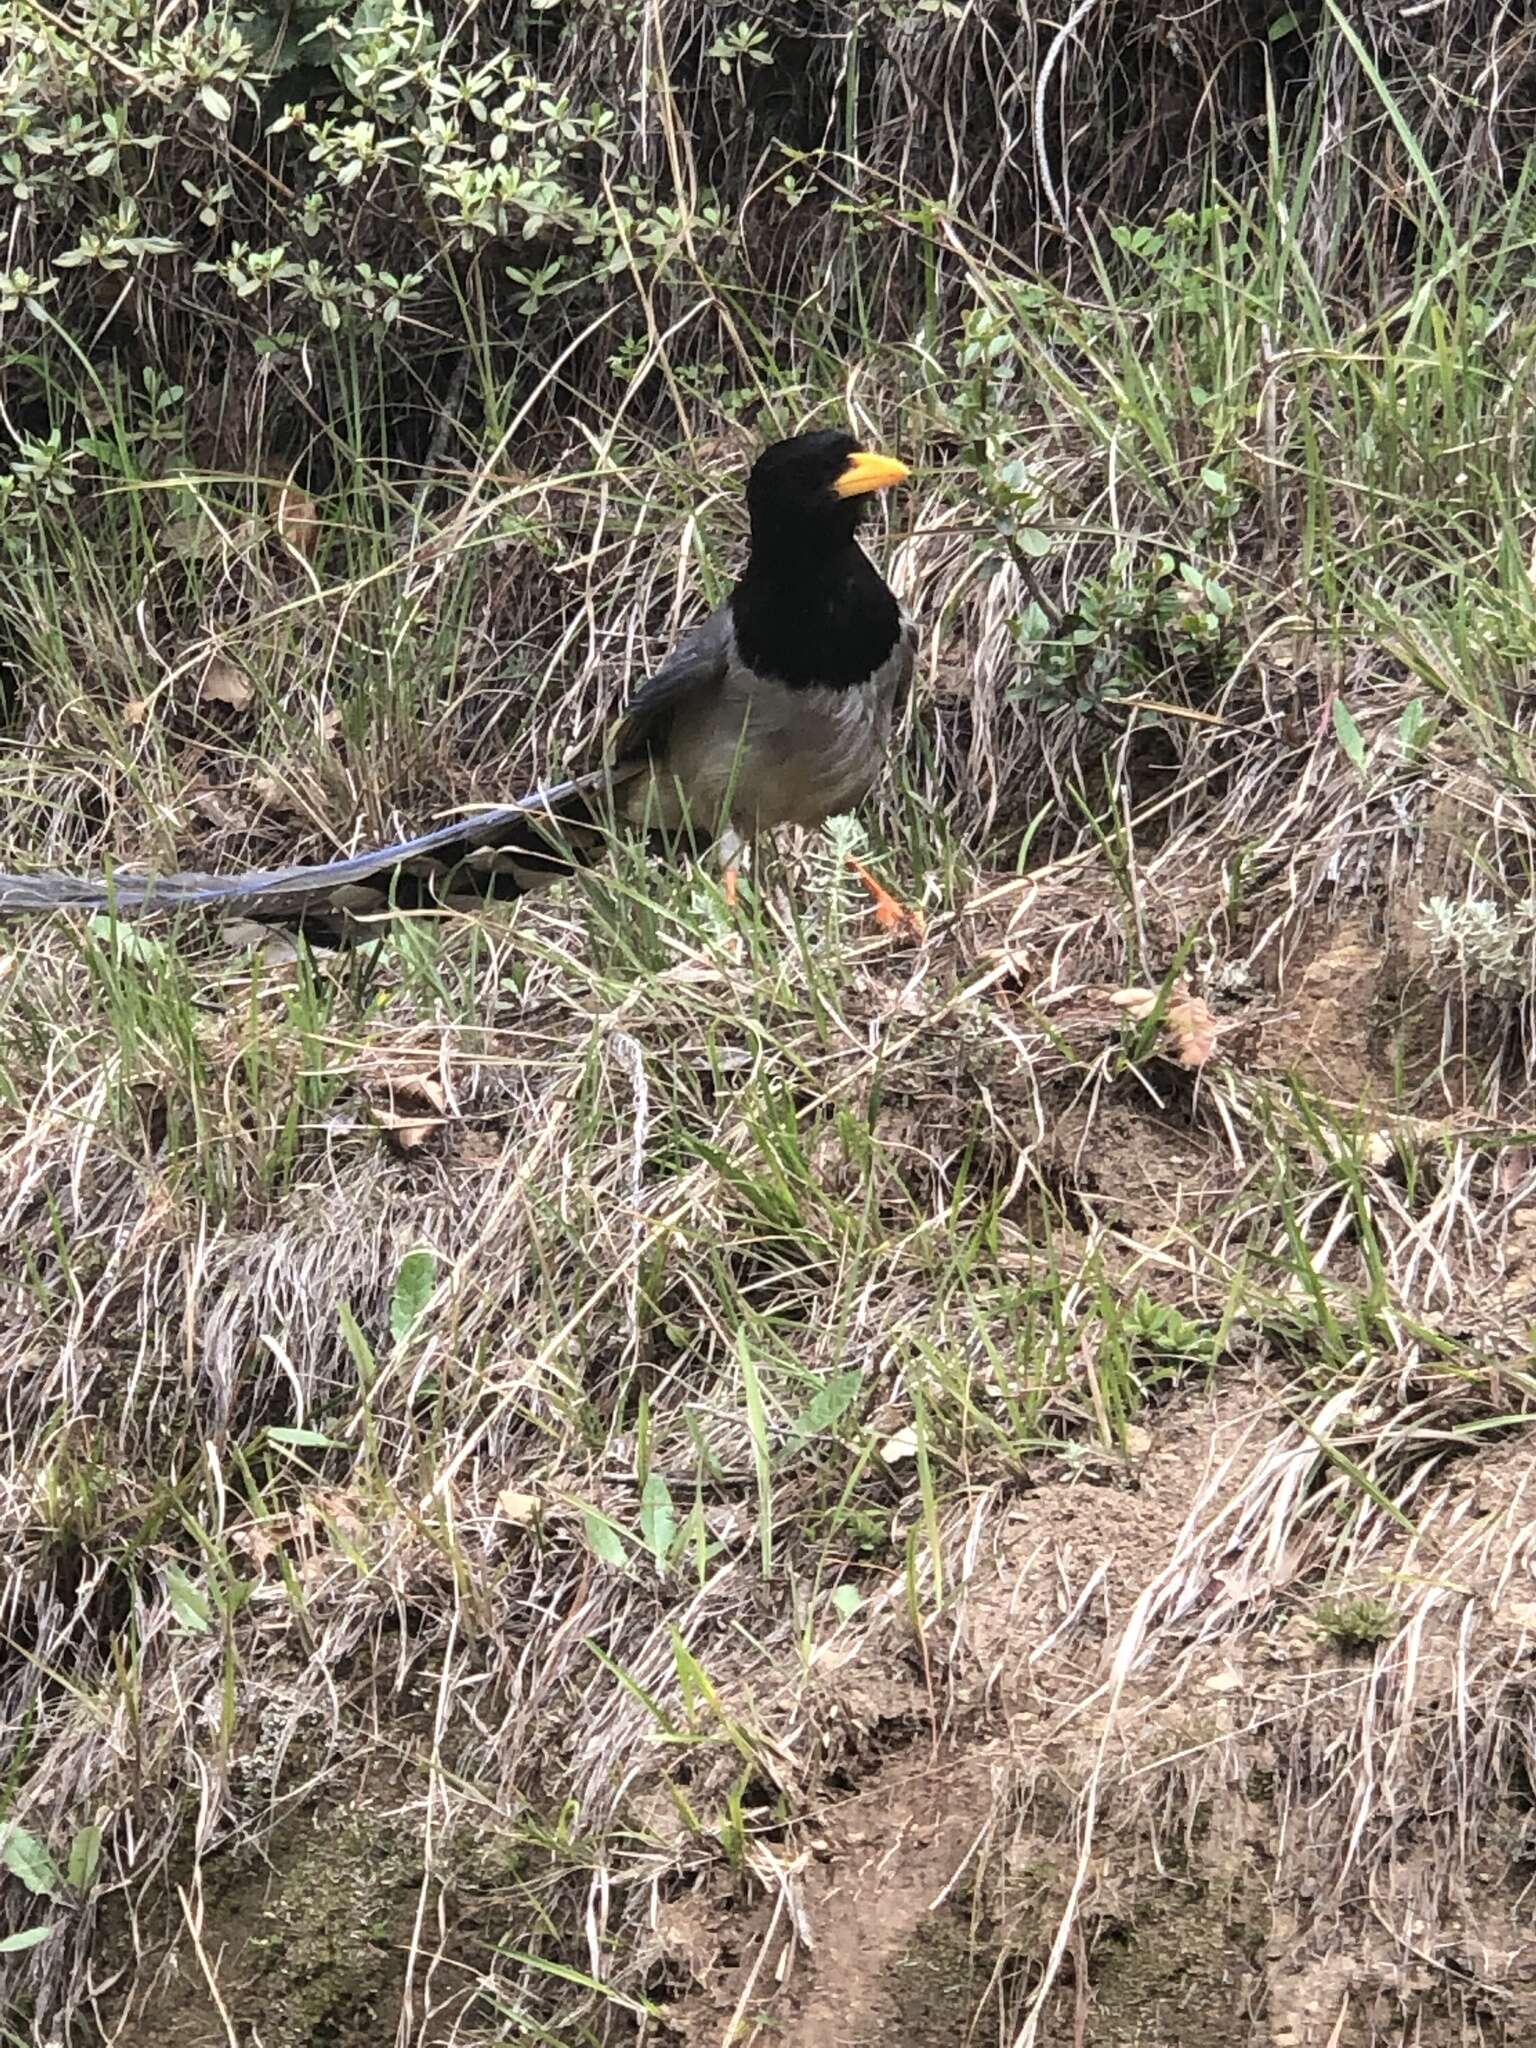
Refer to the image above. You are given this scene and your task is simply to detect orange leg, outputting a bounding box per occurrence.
[848,857,925,941]
[718,828,746,916]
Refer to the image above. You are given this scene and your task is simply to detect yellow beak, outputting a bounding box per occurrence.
[832,449,911,499]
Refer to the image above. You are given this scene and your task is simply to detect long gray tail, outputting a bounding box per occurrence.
[0,769,651,940]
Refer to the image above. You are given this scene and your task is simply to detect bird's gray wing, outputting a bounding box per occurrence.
[604,604,734,770]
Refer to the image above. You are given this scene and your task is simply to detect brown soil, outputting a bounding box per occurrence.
[650,1363,1536,2047]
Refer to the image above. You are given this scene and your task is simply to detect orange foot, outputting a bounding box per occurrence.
[848,858,925,941]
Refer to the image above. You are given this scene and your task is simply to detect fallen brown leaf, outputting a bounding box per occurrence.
[1165,992,1218,1068]
[123,697,151,727]
[201,654,253,711]
[1111,980,1220,1069]
[1497,1143,1534,1196]
[251,772,302,815]
[364,1071,449,1155]
[377,1109,445,1154]
[271,480,321,559]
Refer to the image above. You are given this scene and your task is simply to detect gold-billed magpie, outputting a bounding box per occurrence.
[0,428,920,939]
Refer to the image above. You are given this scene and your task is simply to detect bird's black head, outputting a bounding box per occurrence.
[731,427,908,690]
[745,429,909,556]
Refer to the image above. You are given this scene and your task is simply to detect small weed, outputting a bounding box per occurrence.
[1312,1595,1399,1651]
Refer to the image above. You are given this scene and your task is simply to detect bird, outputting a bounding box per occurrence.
[0,427,921,943]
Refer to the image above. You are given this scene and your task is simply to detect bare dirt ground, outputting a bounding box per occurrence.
[641,1397,1536,2047]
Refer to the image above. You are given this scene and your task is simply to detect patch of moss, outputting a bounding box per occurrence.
[235,1804,420,2048]
[887,1902,1002,2047]
[985,1809,1270,2046]
[1087,1884,1260,2047]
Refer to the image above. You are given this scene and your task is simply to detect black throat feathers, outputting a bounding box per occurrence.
[729,538,902,692]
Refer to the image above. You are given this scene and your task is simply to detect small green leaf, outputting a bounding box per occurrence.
[266,1425,343,1448]
[390,1247,437,1344]
[165,1564,213,1634]
[1199,466,1230,496]
[831,1585,863,1622]
[738,1335,773,1579]
[786,1368,863,1451]
[1268,11,1298,39]
[87,914,169,963]
[1332,697,1368,776]
[0,1925,54,1953]
[200,84,232,121]
[639,1472,676,1571]
[1014,526,1052,558]
[2,1826,63,1899]
[581,1509,630,1571]
[1397,696,1428,754]
[337,1300,376,1389]
[67,1824,101,1893]
[1015,601,1051,642]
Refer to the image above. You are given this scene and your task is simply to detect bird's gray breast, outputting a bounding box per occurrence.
[631,617,915,836]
